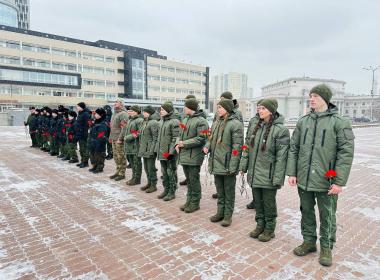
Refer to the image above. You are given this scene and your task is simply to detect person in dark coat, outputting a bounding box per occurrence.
[75,102,90,168]
[63,111,78,163]
[48,109,60,156]
[57,108,68,158]
[88,108,108,173]
[24,106,38,147]
[103,105,113,160]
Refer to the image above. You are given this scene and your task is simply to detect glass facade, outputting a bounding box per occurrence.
[0,3,18,28]
[131,58,146,99]
[0,68,80,87]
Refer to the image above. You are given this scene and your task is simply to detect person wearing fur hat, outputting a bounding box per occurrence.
[88,108,108,173]
[41,107,52,152]
[109,99,129,181]
[138,106,160,193]
[175,98,209,213]
[48,109,60,156]
[63,111,79,163]
[75,102,90,168]
[24,106,37,147]
[287,84,355,266]
[123,105,144,186]
[103,105,113,160]
[156,101,180,201]
[203,99,244,227]
[240,98,290,242]
[57,108,68,158]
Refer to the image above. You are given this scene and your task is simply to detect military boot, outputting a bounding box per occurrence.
[210,209,224,223]
[109,173,119,179]
[140,183,150,191]
[246,200,256,209]
[258,230,275,242]
[180,197,191,211]
[179,179,187,186]
[114,175,125,181]
[157,188,169,199]
[249,227,264,239]
[184,201,200,213]
[163,192,175,201]
[145,184,157,193]
[126,178,141,186]
[212,193,218,199]
[319,247,332,267]
[221,216,232,227]
[293,242,317,256]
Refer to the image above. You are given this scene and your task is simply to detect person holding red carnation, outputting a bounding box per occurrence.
[240,98,290,242]
[156,102,180,201]
[287,84,355,267]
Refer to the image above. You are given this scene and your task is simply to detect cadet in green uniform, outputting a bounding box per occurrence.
[139,106,159,193]
[123,105,144,186]
[65,111,79,163]
[287,84,355,266]
[156,102,180,201]
[204,99,243,227]
[240,99,290,242]
[24,106,37,147]
[175,98,209,213]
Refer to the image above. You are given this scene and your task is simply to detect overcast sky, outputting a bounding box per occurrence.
[32,0,380,96]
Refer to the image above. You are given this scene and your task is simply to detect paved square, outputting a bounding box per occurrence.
[0,126,379,279]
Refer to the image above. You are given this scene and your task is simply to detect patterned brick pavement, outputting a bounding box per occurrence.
[0,126,379,279]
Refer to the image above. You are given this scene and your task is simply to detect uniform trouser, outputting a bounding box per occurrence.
[49,136,59,154]
[78,139,89,163]
[160,159,177,194]
[183,165,202,204]
[36,132,42,147]
[112,142,126,176]
[106,142,113,156]
[89,151,105,171]
[30,133,37,146]
[298,188,336,249]
[42,134,49,149]
[253,188,278,231]
[143,157,157,185]
[59,142,67,156]
[129,154,142,181]
[214,175,236,218]
[66,142,78,160]
[127,154,133,166]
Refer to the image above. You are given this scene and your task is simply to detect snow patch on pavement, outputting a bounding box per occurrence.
[352,207,380,222]
[62,271,109,280]
[266,264,313,280]
[1,180,47,192]
[339,253,380,280]
[0,260,36,280]
[191,229,222,246]
[281,208,303,240]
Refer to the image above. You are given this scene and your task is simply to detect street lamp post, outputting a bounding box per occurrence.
[363,66,380,121]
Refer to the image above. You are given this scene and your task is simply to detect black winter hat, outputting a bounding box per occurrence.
[129,105,141,114]
[29,106,35,110]
[34,109,40,113]
[220,91,233,100]
[68,111,77,118]
[260,98,278,114]
[52,109,58,115]
[218,99,234,113]
[184,98,198,111]
[143,106,156,115]
[310,84,333,105]
[77,102,86,109]
[95,108,106,117]
[161,102,174,113]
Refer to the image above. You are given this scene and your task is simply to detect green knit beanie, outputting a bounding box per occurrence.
[143,105,155,115]
[310,84,333,105]
[218,99,234,113]
[161,101,174,113]
[184,98,198,111]
[257,99,264,106]
[129,105,141,114]
[260,98,278,114]
[185,94,196,100]
[220,91,233,100]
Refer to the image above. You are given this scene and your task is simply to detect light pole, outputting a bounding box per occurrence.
[363,66,380,121]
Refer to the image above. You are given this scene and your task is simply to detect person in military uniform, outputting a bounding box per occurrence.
[138,106,159,193]
[156,102,180,201]
[175,98,209,213]
[240,98,290,242]
[287,84,355,266]
[204,99,243,227]
[123,105,144,186]
[109,99,129,181]
[63,111,79,163]
[41,107,51,152]
[24,106,38,147]
[103,105,113,160]
[88,108,108,173]
[75,102,90,168]
[48,109,60,156]
[57,107,68,158]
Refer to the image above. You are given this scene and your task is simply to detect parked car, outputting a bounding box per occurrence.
[354,117,371,123]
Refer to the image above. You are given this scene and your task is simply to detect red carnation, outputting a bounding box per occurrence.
[68,134,74,141]
[162,152,170,159]
[131,129,140,136]
[325,170,337,178]
[87,120,93,127]
[201,129,211,136]
[97,131,105,139]
[232,149,239,156]
[179,123,187,130]
[242,145,248,151]
[62,128,66,134]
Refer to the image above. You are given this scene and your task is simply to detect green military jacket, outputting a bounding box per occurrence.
[123,115,144,155]
[240,113,290,189]
[205,112,244,175]
[177,110,209,166]
[286,104,355,192]
[138,115,159,158]
[109,108,129,141]
[156,112,180,160]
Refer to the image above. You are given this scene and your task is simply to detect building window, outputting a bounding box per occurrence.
[0,39,20,49]
[362,109,365,114]
[0,55,21,65]
[345,110,349,114]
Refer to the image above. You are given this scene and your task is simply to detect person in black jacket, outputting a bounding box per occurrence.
[88,108,108,173]
[36,109,44,148]
[57,107,68,158]
[63,111,78,163]
[75,102,90,168]
[48,109,59,156]
[41,107,51,152]
[103,105,113,160]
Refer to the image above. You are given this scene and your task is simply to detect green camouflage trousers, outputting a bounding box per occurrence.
[112,142,126,176]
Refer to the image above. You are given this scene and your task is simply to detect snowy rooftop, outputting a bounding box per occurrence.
[0,126,379,279]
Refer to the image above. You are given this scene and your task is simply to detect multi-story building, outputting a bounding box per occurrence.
[0,0,18,28]
[15,0,29,29]
[344,94,380,120]
[260,77,346,120]
[211,72,248,99]
[0,25,209,111]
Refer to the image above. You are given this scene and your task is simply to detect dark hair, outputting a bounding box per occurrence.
[250,115,274,151]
